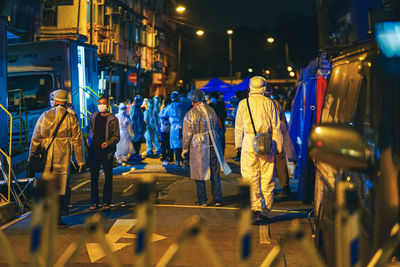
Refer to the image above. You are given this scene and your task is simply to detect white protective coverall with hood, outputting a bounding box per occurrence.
[29,91,85,195]
[235,76,283,215]
[115,103,135,163]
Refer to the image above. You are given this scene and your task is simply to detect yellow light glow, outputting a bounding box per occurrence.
[248,68,253,73]
[227,29,234,35]
[267,37,275,43]
[316,127,321,134]
[176,5,186,13]
[368,62,372,67]
[287,66,293,72]
[196,30,204,36]
[265,70,270,75]
[289,71,295,77]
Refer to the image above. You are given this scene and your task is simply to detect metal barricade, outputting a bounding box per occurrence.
[0,104,12,207]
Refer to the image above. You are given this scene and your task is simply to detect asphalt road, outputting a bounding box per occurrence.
[0,128,314,266]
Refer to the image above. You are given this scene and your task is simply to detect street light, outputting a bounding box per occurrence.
[289,71,295,77]
[196,30,205,36]
[287,66,293,72]
[265,70,271,75]
[176,5,186,13]
[227,29,234,84]
[248,68,253,73]
[267,37,275,44]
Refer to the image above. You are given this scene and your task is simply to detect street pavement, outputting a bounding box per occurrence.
[0,128,314,266]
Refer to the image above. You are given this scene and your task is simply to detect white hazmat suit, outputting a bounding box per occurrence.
[115,103,134,163]
[235,76,283,216]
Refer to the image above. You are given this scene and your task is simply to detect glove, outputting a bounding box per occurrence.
[181,151,188,159]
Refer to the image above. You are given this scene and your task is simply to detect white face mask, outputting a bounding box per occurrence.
[98,104,108,113]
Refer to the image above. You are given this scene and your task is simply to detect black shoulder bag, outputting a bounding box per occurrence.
[29,110,69,173]
[246,97,272,155]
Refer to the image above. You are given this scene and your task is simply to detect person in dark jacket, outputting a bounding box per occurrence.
[209,92,227,154]
[88,97,120,210]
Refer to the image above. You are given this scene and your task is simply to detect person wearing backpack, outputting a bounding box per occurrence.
[234,76,283,224]
[29,89,85,228]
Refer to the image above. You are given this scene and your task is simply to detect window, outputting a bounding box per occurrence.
[8,75,53,112]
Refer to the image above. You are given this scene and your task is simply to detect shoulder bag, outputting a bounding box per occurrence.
[246,97,272,155]
[29,110,69,173]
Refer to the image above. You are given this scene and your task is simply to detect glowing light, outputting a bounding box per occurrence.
[368,62,372,67]
[287,66,293,72]
[316,127,321,134]
[227,29,234,35]
[248,68,253,73]
[316,141,323,147]
[266,37,275,43]
[289,71,295,77]
[196,30,204,36]
[376,21,400,58]
[176,5,186,13]
[265,70,270,75]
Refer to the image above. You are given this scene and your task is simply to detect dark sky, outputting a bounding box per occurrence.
[176,0,319,80]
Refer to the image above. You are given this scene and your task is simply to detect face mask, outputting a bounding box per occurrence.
[98,104,108,113]
[50,100,54,107]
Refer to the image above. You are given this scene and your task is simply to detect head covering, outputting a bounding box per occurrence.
[171,91,179,101]
[249,76,267,95]
[53,89,68,102]
[118,103,127,110]
[134,95,143,106]
[189,90,205,103]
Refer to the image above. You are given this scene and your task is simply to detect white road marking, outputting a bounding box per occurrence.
[123,184,134,193]
[154,204,239,210]
[0,212,31,230]
[85,219,167,263]
[71,179,90,191]
[259,225,271,244]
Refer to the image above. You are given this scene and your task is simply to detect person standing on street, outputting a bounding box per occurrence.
[129,95,145,159]
[159,98,173,166]
[88,97,120,210]
[165,91,186,166]
[235,76,283,223]
[144,98,161,157]
[182,90,231,206]
[29,89,85,228]
[115,103,134,165]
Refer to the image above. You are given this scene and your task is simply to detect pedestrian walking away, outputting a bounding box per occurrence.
[182,89,231,207]
[29,89,85,228]
[129,95,145,159]
[235,76,283,224]
[88,97,120,210]
[144,98,161,157]
[159,98,174,166]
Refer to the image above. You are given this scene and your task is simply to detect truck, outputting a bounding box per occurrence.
[7,39,100,176]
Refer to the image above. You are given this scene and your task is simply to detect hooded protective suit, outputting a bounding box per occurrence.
[29,105,85,195]
[183,102,231,180]
[115,103,135,163]
[144,99,161,155]
[235,76,283,215]
[165,96,186,149]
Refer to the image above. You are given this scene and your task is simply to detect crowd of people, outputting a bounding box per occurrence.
[28,75,296,228]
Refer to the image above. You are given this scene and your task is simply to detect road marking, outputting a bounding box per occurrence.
[72,179,90,191]
[0,212,31,230]
[259,225,271,244]
[85,219,167,262]
[123,184,134,193]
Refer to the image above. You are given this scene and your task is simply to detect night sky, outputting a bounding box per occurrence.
[177,0,319,80]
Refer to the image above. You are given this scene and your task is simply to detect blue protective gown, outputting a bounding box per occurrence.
[144,102,161,155]
[165,101,186,149]
[129,102,145,143]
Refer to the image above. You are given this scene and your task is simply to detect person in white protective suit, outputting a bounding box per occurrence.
[235,76,283,223]
[182,90,232,206]
[29,89,85,228]
[115,103,135,165]
[144,98,161,157]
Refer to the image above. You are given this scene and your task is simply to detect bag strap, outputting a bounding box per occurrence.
[246,97,257,135]
[46,109,69,152]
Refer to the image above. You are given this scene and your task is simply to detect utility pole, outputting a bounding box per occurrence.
[229,34,233,84]
[284,41,290,67]
[177,33,182,81]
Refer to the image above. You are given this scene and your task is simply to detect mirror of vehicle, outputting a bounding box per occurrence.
[308,123,371,171]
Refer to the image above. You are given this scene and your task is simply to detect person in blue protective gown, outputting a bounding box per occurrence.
[144,98,161,157]
[165,91,186,166]
[129,95,145,159]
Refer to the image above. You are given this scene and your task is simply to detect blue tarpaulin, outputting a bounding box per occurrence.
[199,77,251,101]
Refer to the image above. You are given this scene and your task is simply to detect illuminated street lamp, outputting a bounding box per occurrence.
[227,29,234,83]
[196,30,205,36]
[265,70,271,75]
[289,71,295,77]
[248,68,253,73]
[266,37,275,44]
[287,66,293,72]
[176,5,186,13]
